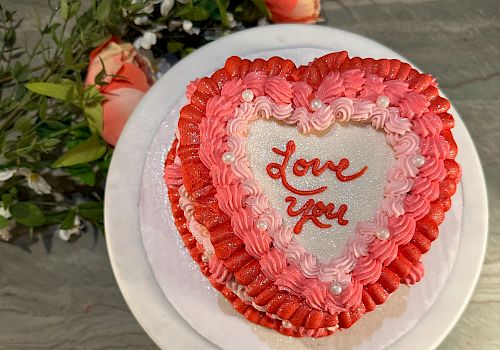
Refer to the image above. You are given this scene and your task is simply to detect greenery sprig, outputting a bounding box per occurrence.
[0,0,268,250]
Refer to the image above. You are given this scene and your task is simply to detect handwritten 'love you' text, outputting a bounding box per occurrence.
[266,140,367,234]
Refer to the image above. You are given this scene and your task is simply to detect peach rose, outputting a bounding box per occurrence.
[265,0,321,23]
[85,38,155,145]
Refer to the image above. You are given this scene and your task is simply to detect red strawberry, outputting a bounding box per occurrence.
[245,274,273,297]
[362,289,376,312]
[214,236,244,259]
[210,68,230,90]
[266,56,284,76]
[224,249,253,272]
[429,96,450,114]
[288,305,310,328]
[374,59,390,79]
[387,59,402,80]
[395,62,411,80]
[234,260,261,286]
[409,74,433,93]
[365,283,388,305]
[422,85,439,101]
[439,112,455,130]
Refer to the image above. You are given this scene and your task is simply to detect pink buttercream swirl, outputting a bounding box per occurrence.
[193,70,444,313]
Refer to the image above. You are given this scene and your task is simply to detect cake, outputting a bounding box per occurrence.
[163,51,461,338]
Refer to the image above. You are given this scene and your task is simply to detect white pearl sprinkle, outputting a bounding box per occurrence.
[201,253,209,263]
[330,283,343,296]
[377,228,390,240]
[310,98,323,111]
[376,95,390,108]
[222,152,235,164]
[241,89,254,102]
[282,320,292,328]
[412,155,426,168]
[256,220,268,231]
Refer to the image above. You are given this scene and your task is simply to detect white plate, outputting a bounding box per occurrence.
[105,25,488,350]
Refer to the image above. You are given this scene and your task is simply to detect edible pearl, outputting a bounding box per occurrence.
[201,253,209,263]
[377,228,390,240]
[331,283,343,296]
[282,320,292,328]
[310,98,323,111]
[412,155,426,168]
[241,89,254,102]
[222,152,235,164]
[376,95,390,108]
[256,220,268,231]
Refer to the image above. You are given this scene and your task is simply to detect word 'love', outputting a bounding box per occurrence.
[266,140,367,234]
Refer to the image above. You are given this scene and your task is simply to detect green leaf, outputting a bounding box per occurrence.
[44,210,69,225]
[2,194,13,208]
[60,0,70,20]
[0,216,8,230]
[67,165,96,186]
[83,86,103,134]
[63,40,73,67]
[78,201,103,223]
[250,0,270,18]
[53,134,107,167]
[14,114,34,133]
[176,4,210,21]
[167,41,184,53]
[10,202,46,227]
[96,0,112,23]
[25,82,74,101]
[214,0,229,27]
[60,209,76,229]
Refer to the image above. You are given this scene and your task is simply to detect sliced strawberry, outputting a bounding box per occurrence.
[349,57,363,71]
[339,58,351,73]
[439,112,455,130]
[416,216,439,241]
[387,252,412,278]
[179,104,204,123]
[442,129,458,159]
[210,221,234,246]
[395,62,411,80]
[224,248,254,272]
[214,235,244,260]
[361,289,376,312]
[304,309,325,329]
[400,243,422,263]
[444,159,461,182]
[365,283,389,305]
[429,96,450,114]
[387,59,402,80]
[409,74,433,93]
[288,305,310,328]
[190,90,210,110]
[244,308,262,324]
[406,68,419,82]
[210,68,230,90]
[276,298,301,320]
[361,58,375,75]
[265,292,289,314]
[246,274,273,297]
[439,177,457,197]
[427,202,445,225]
[196,77,220,97]
[374,59,390,79]
[224,56,243,78]
[378,267,400,293]
[234,259,261,286]
[266,56,284,76]
[438,195,452,212]
[253,284,279,306]
[233,298,249,313]
[239,59,251,77]
[249,58,266,73]
[411,232,431,254]
[279,59,296,78]
[422,85,439,101]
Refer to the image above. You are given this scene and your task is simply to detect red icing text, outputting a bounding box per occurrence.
[266,140,367,234]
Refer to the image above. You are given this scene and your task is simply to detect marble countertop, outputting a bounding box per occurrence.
[0,0,498,349]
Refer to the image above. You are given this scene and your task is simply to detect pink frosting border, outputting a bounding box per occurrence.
[193,70,448,313]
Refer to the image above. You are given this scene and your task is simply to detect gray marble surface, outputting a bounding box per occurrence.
[1,0,499,349]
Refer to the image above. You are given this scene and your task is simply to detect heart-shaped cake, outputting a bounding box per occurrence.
[163,51,461,338]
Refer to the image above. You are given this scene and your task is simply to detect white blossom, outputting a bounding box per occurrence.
[142,3,155,14]
[134,16,151,26]
[0,206,11,219]
[182,20,193,32]
[58,216,84,241]
[18,168,52,194]
[134,31,158,50]
[227,12,237,28]
[0,169,16,181]
[0,222,13,242]
[258,17,269,26]
[176,0,190,4]
[160,0,174,16]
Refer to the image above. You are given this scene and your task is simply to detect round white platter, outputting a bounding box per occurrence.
[105,24,488,350]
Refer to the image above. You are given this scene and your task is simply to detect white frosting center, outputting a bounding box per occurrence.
[246,119,395,261]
